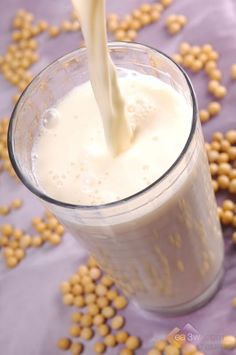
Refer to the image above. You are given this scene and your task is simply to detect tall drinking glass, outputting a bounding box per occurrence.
[8,43,224,315]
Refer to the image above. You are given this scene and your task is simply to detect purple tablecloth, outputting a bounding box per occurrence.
[1,1,236,354]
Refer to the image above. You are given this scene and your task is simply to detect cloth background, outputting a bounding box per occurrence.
[0,0,236,354]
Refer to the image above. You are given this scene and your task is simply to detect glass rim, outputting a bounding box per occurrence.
[8,41,197,211]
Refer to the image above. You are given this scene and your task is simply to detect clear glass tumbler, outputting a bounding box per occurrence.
[8,43,224,315]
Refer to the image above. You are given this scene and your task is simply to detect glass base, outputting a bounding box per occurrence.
[134,266,224,316]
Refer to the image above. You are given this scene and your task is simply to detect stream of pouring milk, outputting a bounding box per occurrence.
[71,0,132,155]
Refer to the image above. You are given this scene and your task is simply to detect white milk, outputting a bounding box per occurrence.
[30,0,224,312]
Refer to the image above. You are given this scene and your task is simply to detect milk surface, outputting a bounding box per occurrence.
[33,70,192,206]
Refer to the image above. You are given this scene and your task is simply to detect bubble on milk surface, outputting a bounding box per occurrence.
[42,108,60,129]
[77,169,97,194]
[49,171,68,189]
[126,95,156,133]
[52,174,59,181]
